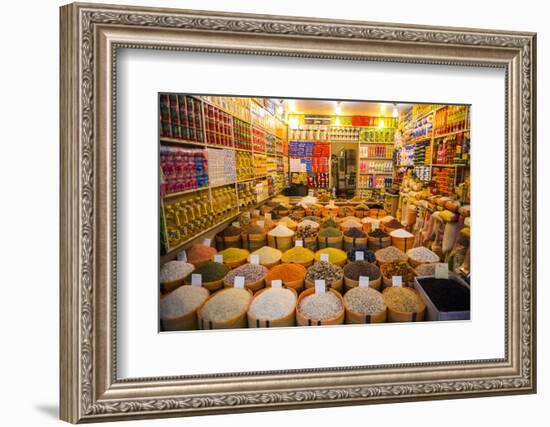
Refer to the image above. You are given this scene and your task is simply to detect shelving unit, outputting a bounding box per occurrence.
[159,94,288,255]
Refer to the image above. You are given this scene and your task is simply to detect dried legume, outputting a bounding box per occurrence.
[248,288,296,320]
[375,246,407,263]
[224,264,268,286]
[343,261,381,281]
[383,287,424,313]
[160,285,209,319]
[407,247,440,264]
[381,261,417,283]
[305,261,344,284]
[200,288,251,322]
[299,292,342,321]
[160,261,195,283]
[344,287,385,314]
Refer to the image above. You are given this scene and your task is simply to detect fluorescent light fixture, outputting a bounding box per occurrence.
[334,116,342,126]
[288,115,300,129]
[335,101,342,116]
[392,103,399,117]
[378,118,385,128]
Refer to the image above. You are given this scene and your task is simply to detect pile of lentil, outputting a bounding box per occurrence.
[217,225,242,237]
[248,288,296,320]
[305,261,344,284]
[369,229,389,238]
[347,248,376,263]
[381,261,417,283]
[160,285,209,319]
[184,261,229,284]
[318,227,342,238]
[281,246,315,264]
[343,261,381,281]
[417,277,470,311]
[299,292,342,321]
[295,225,318,239]
[224,264,268,287]
[415,262,439,276]
[344,228,366,238]
[186,244,217,264]
[314,248,347,264]
[407,247,440,264]
[383,287,425,313]
[249,246,282,264]
[218,247,249,262]
[265,263,306,284]
[160,261,195,283]
[375,246,407,263]
[200,288,252,322]
[344,287,385,314]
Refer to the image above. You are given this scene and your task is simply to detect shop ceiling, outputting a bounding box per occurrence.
[281,99,410,117]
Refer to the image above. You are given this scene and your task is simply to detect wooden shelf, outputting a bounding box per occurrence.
[163,186,210,198]
[433,128,470,138]
[359,157,393,160]
[160,137,206,147]
[359,172,393,175]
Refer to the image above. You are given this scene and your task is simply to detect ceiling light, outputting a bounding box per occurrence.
[335,101,342,116]
[392,103,399,118]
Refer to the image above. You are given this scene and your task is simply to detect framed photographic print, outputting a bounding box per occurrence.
[60,2,537,423]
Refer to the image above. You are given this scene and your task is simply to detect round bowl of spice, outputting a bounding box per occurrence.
[343,227,368,251]
[339,217,363,234]
[240,224,267,252]
[317,226,343,250]
[160,285,210,331]
[320,216,339,229]
[343,260,382,290]
[291,205,306,218]
[293,225,319,251]
[367,207,387,219]
[159,261,195,294]
[186,244,217,267]
[343,287,386,324]
[337,206,355,218]
[406,247,440,267]
[374,246,407,266]
[380,218,404,234]
[265,263,307,293]
[414,262,439,277]
[346,247,376,263]
[389,229,415,252]
[382,286,426,322]
[367,228,391,250]
[380,260,418,288]
[314,248,348,268]
[296,287,345,326]
[248,246,282,269]
[215,225,242,250]
[218,247,250,269]
[184,261,230,292]
[277,216,298,231]
[354,203,368,218]
[197,287,253,329]
[223,263,268,292]
[247,287,298,328]
[281,246,315,268]
[267,223,295,252]
[304,261,344,292]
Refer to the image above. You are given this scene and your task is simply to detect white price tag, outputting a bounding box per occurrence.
[234,276,245,289]
[371,222,379,231]
[191,274,202,287]
[355,251,364,261]
[203,238,212,246]
[271,280,283,289]
[435,263,449,279]
[295,240,303,247]
[320,253,330,262]
[214,254,223,263]
[232,221,240,228]
[253,209,260,217]
[392,276,403,287]
[257,220,265,228]
[250,254,260,265]
[359,276,370,288]
[264,213,272,221]
[177,250,187,262]
[314,280,326,294]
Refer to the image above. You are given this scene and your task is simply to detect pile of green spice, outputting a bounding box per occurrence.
[184,261,229,284]
[318,227,342,238]
[320,217,339,229]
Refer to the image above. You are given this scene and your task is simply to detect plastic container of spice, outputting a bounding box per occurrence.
[414,275,470,321]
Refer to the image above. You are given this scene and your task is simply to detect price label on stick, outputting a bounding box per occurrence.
[264,213,272,221]
[232,221,240,228]
[177,250,187,262]
[320,253,330,262]
[392,276,402,287]
[234,276,245,289]
[359,276,370,288]
[355,251,364,261]
[214,255,223,264]
[372,222,379,231]
[315,280,326,295]
[253,209,260,217]
[271,280,282,289]
[257,220,265,228]
[435,263,449,279]
[250,254,260,265]
[295,240,303,247]
[203,238,212,246]
[191,274,202,287]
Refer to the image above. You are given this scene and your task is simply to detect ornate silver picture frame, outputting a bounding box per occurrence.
[60,2,536,423]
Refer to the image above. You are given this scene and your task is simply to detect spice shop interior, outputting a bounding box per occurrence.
[159,95,471,331]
